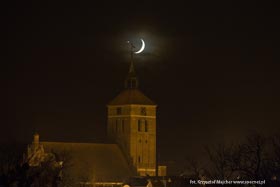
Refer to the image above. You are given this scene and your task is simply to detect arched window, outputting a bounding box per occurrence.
[145,120,148,132]
[122,120,124,132]
[138,120,141,132]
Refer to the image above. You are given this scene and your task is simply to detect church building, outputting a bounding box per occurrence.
[26,58,166,186]
[107,59,157,176]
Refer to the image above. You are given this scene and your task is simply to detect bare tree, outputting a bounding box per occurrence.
[272,134,280,175]
[51,150,75,187]
[0,143,26,186]
[234,134,270,180]
[184,133,280,186]
[182,156,203,179]
[204,143,235,180]
[222,133,280,186]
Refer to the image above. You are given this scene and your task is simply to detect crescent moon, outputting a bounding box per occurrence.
[134,39,145,54]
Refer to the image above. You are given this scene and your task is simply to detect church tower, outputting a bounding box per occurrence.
[107,59,157,176]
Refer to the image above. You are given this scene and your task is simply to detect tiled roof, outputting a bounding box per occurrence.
[109,89,155,105]
[41,142,132,182]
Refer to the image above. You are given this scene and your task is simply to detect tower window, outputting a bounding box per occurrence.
[138,156,141,163]
[138,120,141,132]
[122,120,124,132]
[116,107,122,115]
[145,120,148,132]
[131,80,136,88]
[141,107,146,116]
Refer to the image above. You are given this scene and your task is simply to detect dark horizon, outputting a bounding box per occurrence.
[2,1,280,174]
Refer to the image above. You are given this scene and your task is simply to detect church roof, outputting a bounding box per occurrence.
[108,89,155,106]
[41,142,132,182]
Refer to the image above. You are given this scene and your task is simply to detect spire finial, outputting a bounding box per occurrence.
[127,41,135,73]
[125,41,138,89]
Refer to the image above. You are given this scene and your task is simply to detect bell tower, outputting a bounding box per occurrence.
[107,55,157,176]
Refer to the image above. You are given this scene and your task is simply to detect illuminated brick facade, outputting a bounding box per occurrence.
[107,59,157,176]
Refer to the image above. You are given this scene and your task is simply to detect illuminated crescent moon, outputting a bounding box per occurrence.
[134,39,145,54]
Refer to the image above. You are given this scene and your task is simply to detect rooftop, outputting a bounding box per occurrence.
[41,142,133,182]
[108,89,155,106]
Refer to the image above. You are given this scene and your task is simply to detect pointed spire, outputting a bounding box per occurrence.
[129,57,135,74]
[125,41,138,89]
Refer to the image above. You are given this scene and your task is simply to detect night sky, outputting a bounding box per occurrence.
[2,1,280,174]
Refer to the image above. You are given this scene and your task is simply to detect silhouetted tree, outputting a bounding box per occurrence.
[184,133,280,187]
[52,150,74,187]
[182,156,203,179]
[204,143,235,180]
[232,134,274,181]
[272,135,280,175]
[0,143,25,186]
[0,143,73,187]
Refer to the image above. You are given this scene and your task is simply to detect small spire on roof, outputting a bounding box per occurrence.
[125,41,138,89]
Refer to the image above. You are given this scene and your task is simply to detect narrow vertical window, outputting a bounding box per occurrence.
[138,156,141,163]
[145,120,148,132]
[130,80,136,88]
[138,120,141,132]
[116,107,122,115]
